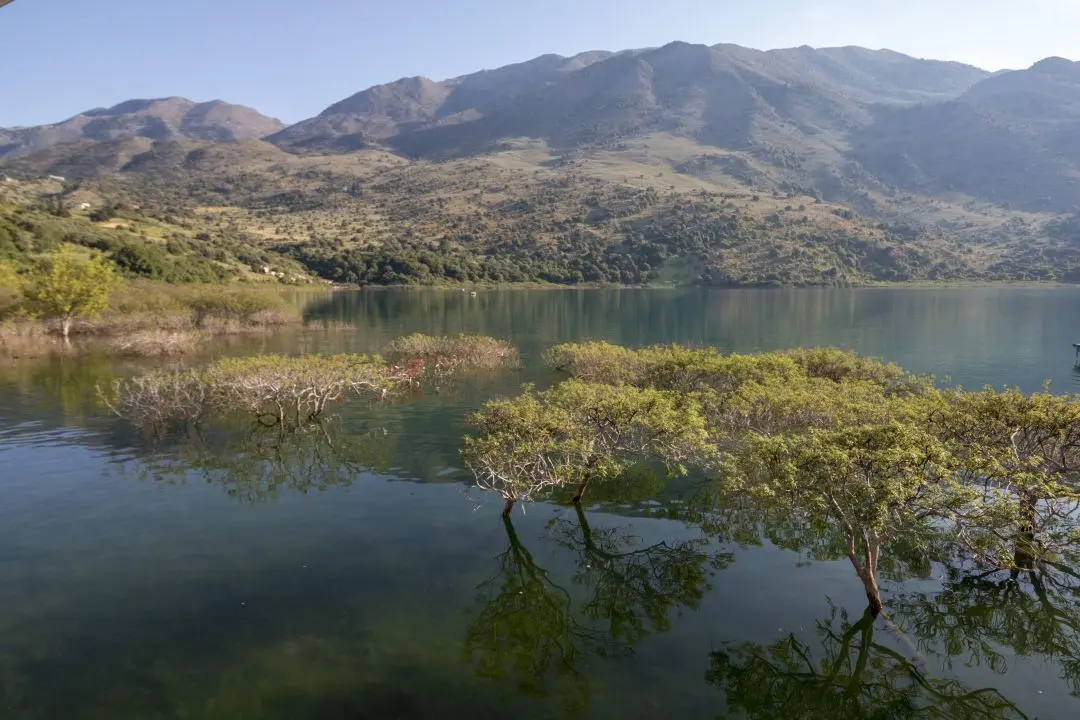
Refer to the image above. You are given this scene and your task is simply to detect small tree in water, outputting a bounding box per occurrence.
[462,381,710,516]
[735,420,963,616]
[22,251,120,338]
[933,387,1080,570]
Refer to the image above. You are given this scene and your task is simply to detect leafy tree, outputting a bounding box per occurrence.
[932,388,1080,569]
[21,251,120,337]
[461,380,710,516]
[733,419,966,616]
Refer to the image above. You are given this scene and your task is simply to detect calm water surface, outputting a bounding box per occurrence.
[2,287,1080,719]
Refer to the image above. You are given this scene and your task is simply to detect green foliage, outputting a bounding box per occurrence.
[0,200,306,284]
[473,342,1080,615]
[21,251,120,334]
[733,418,967,613]
[932,387,1080,568]
[462,380,710,513]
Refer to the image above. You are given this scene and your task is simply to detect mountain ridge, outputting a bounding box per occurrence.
[0,97,285,158]
[4,41,1080,288]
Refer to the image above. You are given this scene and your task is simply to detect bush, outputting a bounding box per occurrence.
[102,353,423,429]
[384,334,520,372]
[108,330,202,357]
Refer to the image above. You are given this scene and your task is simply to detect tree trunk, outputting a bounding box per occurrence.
[572,478,589,504]
[60,315,72,340]
[848,543,883,617]
[573,501,596,551]
[1014,496,1038,570]
[862,572,883,617]
[501,497,515,518]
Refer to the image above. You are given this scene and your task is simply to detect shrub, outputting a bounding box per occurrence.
[21,251,121,337]
[108,330,202,357]
[462,380,710,515]
[384,333,520,373]
[103,352,426,429]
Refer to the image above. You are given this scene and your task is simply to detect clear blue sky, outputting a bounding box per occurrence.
[2,0,1078,127]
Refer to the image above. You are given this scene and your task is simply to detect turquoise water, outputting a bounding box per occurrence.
[2,287,1080,719]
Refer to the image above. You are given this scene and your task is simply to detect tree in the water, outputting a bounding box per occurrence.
[21,251,120,338]
[708,604,1028,719]
[461,380,710,516]
[733,418,963,616]
[931,387,1080,570]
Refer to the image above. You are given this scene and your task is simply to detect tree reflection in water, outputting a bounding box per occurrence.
[891,564,1080,697]
[464,507,721,714]
[708,604,1028,719]
[134,416,397,502]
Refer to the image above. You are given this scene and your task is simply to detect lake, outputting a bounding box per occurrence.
[2,286,1080,719]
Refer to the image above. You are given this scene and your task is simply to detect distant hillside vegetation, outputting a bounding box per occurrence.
[3,42,1080,286]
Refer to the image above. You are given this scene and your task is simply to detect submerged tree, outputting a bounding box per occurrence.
[461,380,710,516]
[708,605,1027,719]
[102,353,423,430]
[932,387,1080,569]
[384,333,520,374]
[103,334,520,431]
[734,420,963,616]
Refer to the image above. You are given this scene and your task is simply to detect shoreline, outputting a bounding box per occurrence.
[332,280,1080,291]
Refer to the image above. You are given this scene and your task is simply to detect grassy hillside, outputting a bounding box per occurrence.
[4,131,1079,287]
[0,178,319,308]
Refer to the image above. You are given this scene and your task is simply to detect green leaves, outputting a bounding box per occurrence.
[21,250,120,332]
[462,380,711,510]
[468,341,1080,612]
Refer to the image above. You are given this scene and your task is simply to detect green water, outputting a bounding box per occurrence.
[2,287,1080,719]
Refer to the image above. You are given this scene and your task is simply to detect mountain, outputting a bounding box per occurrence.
[7,42,1080,287]
[269,42,989,158]
[267,51,618,152]
[0,98,286,158]
[852,58,1080,212]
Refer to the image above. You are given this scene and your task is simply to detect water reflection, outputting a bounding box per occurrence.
[4,288,1080,717]
[708,604,1028,719]
[892,565,1080,696]
[464,509,721,714]
[130,417,398,502]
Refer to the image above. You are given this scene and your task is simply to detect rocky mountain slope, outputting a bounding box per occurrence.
[0,98,285,158]
[3,42,1080,286]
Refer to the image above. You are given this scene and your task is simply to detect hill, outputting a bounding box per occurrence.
[0,98,286,158]
[852,58,1080,213]
[3,42,1080,286]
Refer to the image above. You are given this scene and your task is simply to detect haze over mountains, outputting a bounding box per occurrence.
[3,41,1080,287]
